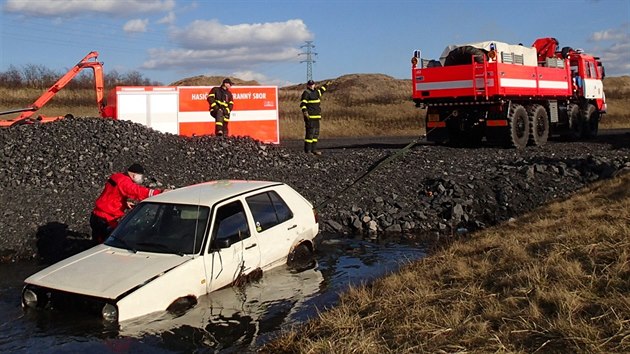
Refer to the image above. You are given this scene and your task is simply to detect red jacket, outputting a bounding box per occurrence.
[92,172,162,223]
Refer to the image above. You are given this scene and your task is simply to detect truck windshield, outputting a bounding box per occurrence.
[105,202,210,255]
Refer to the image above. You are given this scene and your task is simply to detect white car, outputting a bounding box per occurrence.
[22,180,319,323]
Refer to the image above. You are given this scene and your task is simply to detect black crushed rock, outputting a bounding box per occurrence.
[1,117,629,263]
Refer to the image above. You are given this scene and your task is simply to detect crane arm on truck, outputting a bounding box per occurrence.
[0,51,105,127]
[532,37,559,63]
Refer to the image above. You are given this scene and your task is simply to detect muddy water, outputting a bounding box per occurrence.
[0,235,429,353]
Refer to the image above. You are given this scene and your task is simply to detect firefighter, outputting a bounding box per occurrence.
[300,79,332,155]
[90,163,166,243]
[207,78,235,136]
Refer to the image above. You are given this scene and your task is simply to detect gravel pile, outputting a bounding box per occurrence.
[1,117,629,263]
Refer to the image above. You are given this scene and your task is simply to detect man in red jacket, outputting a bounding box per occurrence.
[90,163,165,243]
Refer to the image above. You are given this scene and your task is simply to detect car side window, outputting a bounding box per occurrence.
[213,201,250,246]
[246,191,294,233]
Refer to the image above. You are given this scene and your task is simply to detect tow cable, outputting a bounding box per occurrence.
[315,112,454,210]
[315,136,419,210]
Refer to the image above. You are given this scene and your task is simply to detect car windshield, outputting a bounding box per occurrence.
[105,202,210,255]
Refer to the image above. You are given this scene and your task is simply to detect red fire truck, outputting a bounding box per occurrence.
[411,37,606,148]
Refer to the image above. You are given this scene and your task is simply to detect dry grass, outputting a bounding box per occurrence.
[1,74,628,137]
[0,88,103,118]
[262,171,630,353]
[279,74,422,139]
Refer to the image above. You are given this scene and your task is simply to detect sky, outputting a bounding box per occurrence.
[1,0,628,87]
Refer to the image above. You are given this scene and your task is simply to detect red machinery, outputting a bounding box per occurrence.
[411,37,606,148]
[0,51,106,127]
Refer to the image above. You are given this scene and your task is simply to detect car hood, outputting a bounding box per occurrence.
[25,245,192,300]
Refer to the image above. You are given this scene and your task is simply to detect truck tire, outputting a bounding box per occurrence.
[567,104,584,140]
[444,46,486,66]
[582,104,599,139]
[528,104,549,146]
[507,104,529,149]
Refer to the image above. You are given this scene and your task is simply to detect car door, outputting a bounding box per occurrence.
[204,199,261,293]
[245,188,299,269]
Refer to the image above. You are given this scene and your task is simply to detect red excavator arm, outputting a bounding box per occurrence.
[0,51,105,127]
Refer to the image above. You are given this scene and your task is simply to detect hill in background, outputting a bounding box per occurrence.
[1,74,628,138]
[603,75,630,98]
[169,75,260,86]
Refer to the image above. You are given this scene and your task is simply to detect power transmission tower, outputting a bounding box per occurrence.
[299,41,317,82]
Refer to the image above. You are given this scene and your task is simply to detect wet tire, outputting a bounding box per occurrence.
[507,104,529,149]
[528,104,549,146]
[582,104,599,139]
[287,243,315,272]
[167,296,198,315]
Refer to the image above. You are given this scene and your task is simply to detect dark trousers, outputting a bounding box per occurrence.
[213,109,229,136]
[304,118,320,152]
[90,213,113,244]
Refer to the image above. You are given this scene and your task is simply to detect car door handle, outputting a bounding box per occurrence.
[245,244,257,250]
[287,224,297,230]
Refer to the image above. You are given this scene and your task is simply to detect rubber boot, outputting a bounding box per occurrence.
[304,142,312,153]
[311,142,321,155]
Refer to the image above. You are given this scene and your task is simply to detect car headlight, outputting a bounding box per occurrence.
[22,288,38,308]
[102,303,118,322]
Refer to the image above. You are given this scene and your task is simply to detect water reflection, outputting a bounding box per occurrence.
[119,265,324,352]
[0,235,427,353]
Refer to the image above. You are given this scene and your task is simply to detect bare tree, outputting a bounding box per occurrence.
[105,69,122,88]
[123,71,145,86]
[0,65,22,87]
[0,64,159,88]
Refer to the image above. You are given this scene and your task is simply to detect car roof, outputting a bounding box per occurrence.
[145,180,285,207]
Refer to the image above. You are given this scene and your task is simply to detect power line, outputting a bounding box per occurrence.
[299,41,317,82]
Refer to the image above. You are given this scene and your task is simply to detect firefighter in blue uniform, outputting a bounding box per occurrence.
[300,80,331,155]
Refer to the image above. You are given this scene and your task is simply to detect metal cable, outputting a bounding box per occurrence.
[315,111,454,210]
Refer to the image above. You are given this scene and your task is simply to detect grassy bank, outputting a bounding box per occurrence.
[3,74,627,138]
[261,171,630,353]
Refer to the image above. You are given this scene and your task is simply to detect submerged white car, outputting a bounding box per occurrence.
[22,180,319,323]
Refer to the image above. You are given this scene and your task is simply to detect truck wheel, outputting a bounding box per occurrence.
[528,104,549,146]
[567,104,584,140]
[582,104,599,139]
[507,104,529,149]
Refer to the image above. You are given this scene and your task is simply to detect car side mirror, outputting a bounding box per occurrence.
[213,238,232,249]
